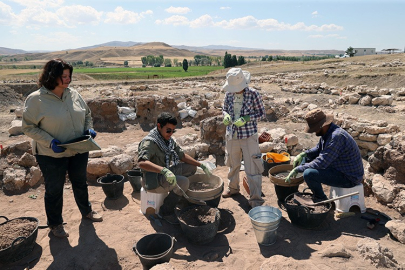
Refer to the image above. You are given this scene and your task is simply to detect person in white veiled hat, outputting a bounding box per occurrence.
[221,68,266,208]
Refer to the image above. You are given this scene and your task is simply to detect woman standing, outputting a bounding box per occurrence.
[22,59,102,238]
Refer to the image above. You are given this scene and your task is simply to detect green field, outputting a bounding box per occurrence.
[75,66,224,80]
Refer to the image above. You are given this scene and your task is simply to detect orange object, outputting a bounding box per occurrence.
[243,176,250,194]
[263,152,290,163]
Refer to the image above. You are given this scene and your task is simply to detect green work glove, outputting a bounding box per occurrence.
[293,152,307,168]
[200,164,212,177]
[285,168,298,184]
[223,112,232,126]
[234,115,250,127]
[160,168,176,186]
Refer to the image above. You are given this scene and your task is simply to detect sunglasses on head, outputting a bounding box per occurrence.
[166,128,176,134]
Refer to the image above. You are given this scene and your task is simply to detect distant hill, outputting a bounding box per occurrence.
[76,41,144,50]
[0,47,28,55]
[0,41,345,67]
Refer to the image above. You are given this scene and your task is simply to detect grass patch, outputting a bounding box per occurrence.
[75,66,223,80]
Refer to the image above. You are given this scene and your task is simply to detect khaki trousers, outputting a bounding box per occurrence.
[225,133,264,207]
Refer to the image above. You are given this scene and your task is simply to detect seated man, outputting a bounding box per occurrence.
[138,112,211,224]
[285,109,364,202]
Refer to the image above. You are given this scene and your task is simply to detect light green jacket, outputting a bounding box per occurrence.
[22,86,93,157]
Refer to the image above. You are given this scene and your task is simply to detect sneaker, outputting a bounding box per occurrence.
[86,210,103,222]
[51,224,69,238]
[222,189,240,198]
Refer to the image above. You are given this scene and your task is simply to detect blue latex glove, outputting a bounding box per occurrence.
[200,164,212,177]
[234,115,250,127]
[285,168,298,183]
[84,129,97,138]
[50,139,65,153]
[160,168,176,186]
[293,152,307,168]
[223,112,231,126]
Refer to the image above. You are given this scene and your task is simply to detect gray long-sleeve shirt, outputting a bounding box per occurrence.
[22,86,93,157]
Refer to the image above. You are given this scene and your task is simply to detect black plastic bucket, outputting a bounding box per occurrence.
[177,205,220,245]
[127,169,142,192]
[274,185,299,203]
[0,216,39,263]
[97,174,124,200]
[284,192,332,229]
[133,233,175,270]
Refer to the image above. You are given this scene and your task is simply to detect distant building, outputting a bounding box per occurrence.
[353,48,376,56]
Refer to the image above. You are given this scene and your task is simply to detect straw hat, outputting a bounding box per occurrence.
[304,109,334,133]
[222,68,251,93]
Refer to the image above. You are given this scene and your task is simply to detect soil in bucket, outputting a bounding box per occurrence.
[133,233,174,270]
[269,164,304,206]
[97,174,125,200]
[177,205,220,245]
[186,174,224,207]
[127,169,142,192]
[0,217,39,263]
[284,192,331,229]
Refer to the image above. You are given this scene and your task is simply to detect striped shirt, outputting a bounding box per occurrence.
[295,123,364,184]
[223,87,265,139]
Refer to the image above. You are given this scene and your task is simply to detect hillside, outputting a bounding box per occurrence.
[0,42,201,67]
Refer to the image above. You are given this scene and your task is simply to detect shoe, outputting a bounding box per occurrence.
[86,210,103,222]
[51,224,69,238]
[222,189,240,198]
[157,213,179,225]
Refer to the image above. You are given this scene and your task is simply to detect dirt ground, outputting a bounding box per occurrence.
[1,55,405,269]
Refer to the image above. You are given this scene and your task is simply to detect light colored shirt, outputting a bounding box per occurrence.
[22,86,93,157]
[233,93,243,139]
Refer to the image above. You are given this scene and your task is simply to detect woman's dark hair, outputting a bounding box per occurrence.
[38,58,73,90]
[157,112,177,127]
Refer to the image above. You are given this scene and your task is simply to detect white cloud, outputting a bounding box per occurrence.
[190,14,215,28]
[165,6,191,14]
[156,14,343,32]
[19,7,66,27]
[216,15,258,29]
[312,11,318,17]
[104,6,152,24]
[57,5,102,26]
[0,2,18,25]
[220,7,231,10]
[9,0,64,8]
[155,15,189,26]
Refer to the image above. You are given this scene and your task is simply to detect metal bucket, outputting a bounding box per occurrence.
[248,206,282,246]
[132,233,175,270]
[97,174,124,200]
[127,169,142,192]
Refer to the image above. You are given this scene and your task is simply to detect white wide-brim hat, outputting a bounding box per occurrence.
[222,68,251,93]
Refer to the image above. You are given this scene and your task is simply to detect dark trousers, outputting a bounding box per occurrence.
[303,167,357,201]
[36,153,92,227]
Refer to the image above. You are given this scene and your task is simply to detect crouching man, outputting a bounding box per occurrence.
[138,112,211,224]
[285,109,364,202]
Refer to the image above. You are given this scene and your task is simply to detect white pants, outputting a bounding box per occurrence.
[225,133,264,207]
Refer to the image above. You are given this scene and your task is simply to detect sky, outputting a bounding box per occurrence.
[0,0,404,52]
